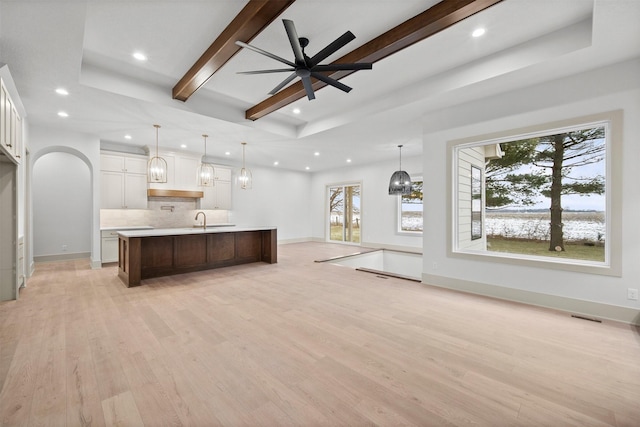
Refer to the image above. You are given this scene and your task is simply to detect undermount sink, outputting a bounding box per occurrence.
[192,224,236,228]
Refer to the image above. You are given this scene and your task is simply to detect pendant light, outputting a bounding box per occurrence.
[147,124,168,183]
[239,142,252,190]
[388,144,412,195]
[197,134,215,187]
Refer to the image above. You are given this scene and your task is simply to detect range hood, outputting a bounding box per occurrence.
[147,189,204,198]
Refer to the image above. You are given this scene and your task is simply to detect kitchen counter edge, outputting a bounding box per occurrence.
[118,226,276,238]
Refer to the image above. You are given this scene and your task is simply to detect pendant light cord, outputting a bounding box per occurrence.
[242,142,246,168]
[154,124,161,157]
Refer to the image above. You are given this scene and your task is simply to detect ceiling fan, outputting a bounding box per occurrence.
[235,19,372,100]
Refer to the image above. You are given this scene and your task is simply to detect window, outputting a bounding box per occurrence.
[328,183,361,244]
[398,179,423,233]
[449,111,621,276]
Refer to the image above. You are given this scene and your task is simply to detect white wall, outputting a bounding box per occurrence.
[29,125,101,268]
[33,151,91,257]
[421,58,640,323]
[229,165,312,243]
[310,155,423,251]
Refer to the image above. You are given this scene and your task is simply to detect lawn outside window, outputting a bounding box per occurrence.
[447,111,622,277]
[398,178,423,234]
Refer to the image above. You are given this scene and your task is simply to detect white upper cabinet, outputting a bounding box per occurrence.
[215,167,232,181]
[175,154,200,190]
[100,152,148,209]
[200,166,232,210]
[0,77,22,164]
[148,151,205,191]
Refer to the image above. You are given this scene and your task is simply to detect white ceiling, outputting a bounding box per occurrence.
[0,0,638,172]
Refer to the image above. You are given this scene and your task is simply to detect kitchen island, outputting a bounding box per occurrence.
[117,226,277,287]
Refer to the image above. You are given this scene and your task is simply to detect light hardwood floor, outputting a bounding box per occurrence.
[1,242,639,426]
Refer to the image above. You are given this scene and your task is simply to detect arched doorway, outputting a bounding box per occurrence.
[32,151,92,261]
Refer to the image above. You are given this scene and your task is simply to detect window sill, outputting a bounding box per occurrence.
[451,248,620,277]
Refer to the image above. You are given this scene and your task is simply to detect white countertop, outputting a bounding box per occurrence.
[118,226,275,238]
[101,225,154,231]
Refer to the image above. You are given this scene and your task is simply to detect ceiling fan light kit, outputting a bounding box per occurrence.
[236,19,372,101]
[148,124,168,183]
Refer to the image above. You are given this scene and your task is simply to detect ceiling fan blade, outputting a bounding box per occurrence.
[235,40,296,67]
[310,31,355,66]
[282,19,305,64]
[269,72,298,95]
[311,72,352,93]
[300,76,316,100]
[237,68,295,75]
[313,63,372,72]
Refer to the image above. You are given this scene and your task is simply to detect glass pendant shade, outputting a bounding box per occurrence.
[197,134,215,187]
[388,144,412,195]
[239,142,252,190]
[148,124,168,183]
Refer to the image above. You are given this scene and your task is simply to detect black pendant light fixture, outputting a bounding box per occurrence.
[388,144,412,195]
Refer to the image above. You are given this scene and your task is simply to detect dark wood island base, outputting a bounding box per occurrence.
[118,228,277,287]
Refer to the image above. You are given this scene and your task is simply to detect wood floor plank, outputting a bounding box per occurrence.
[101,390,145,427]
[0,312,47,426]
[1,242,639,426]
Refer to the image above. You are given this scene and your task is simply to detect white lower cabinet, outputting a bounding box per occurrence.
[101,230,119,263]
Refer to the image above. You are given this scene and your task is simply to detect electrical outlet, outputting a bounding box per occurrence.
[628,288,639,301]
[432,262,438,270]
[62,245,67,252]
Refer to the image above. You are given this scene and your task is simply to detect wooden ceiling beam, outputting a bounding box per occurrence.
[245,0,504,121]
[173,0,296,102]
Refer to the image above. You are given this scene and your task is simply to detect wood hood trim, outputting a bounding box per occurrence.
[147,189,204,198]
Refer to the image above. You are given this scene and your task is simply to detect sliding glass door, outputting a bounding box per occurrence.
[328,183,361,244]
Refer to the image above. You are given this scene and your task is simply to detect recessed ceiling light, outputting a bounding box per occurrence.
[225,151,231,156]
[305,166,310,170]
[273,161,279,166]
[346,158,352,163]
[180,144,187,149]
[133,51,147,61]
[472,28,486,38]
[57,111,68,118]
[124,134,132,140]
[314,152,320,156]
[292,108,301,114]
[55,88,69,96]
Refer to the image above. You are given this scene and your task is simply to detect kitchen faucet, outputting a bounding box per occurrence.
[195,211,207,229]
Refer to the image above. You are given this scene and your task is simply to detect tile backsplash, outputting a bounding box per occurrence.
[100,197,229,229]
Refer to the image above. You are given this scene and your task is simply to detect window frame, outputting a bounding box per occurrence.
[397,176,423,235]
[447,110,622,277]
[326,181,363,246]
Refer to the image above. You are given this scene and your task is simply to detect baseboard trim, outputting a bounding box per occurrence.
[278,237,315,245]
[422,273,640,326]
[90,258,102,270]
[34,252,91,263]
